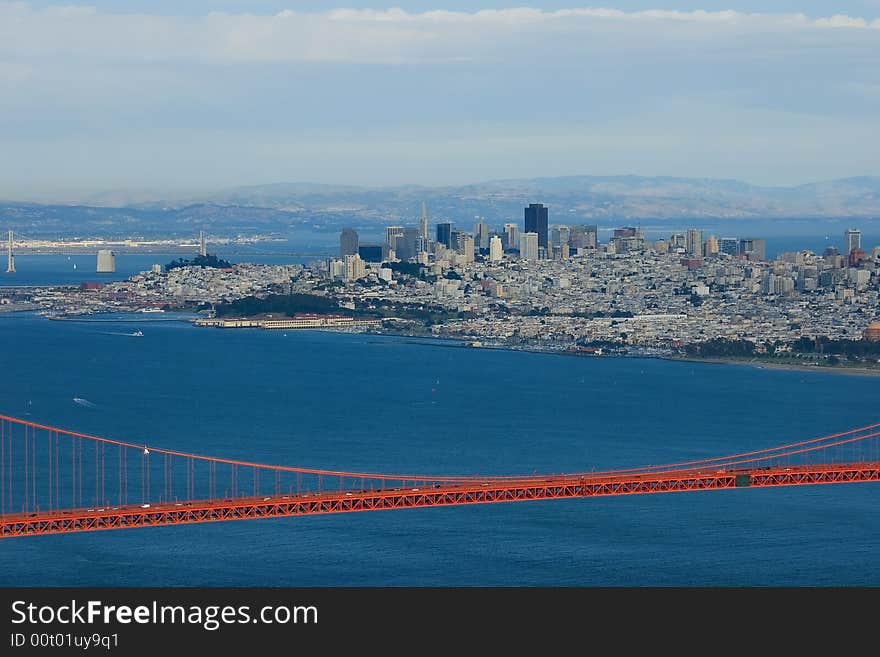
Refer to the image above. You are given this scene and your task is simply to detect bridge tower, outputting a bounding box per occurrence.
[5,230,13,274]
[199,230,207,257]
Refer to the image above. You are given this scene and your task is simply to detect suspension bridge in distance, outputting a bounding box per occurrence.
[1,414,879,538]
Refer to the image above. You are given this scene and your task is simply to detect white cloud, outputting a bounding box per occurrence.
[0,4,877,64]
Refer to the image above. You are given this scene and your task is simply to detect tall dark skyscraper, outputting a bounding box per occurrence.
[340,228,358,258]
[436,222,453,248]
[524,203,548,249]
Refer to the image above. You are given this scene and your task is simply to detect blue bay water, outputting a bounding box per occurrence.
[0,311,879,586]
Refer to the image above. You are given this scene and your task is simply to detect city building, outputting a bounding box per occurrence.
[845,228,861,254]
[343,254,366,282]
[96,249,116,273]
[503,223,519,251]
[524,203,549,249]
[473,220,490,250]
[863,322,880,341]
[340,228,359,258]
[551,225,570,248]
[489,235,503,262]
[385,226,404,249]
[569,225,597,250]
[703,234,719,257]
[686,228,703,257]
[520,232,539,260]
[458,235,475,263]
[739,238,767,261]
[718,238,739,256]
[419,202,428,240]
[358,244,383,262]
[436,223,453,248]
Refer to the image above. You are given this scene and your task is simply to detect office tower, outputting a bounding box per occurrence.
[503,223,519,251]
[845,228,861,254]
[385,226,404,249]
[96,249,116,273]
[551,225,570,248]
[358,244,383,262]
[703,234,719,257]
[569,224,597,250]
[419,202,428,240]
[489,235,503,262]
[520,232,539,260]
[524,203,549,249]
[340,228,359,258]
[473,220,490,250]
[450,230,467,253]
[718,238,739,255]
[686,228,703,257]
[458,235,475,263]
[394,227,420,261]
[436,222,453,248]
[327,258,345,279]
[343,253,366,281]
[739,238,767,261]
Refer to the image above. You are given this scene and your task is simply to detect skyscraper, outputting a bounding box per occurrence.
[489,235,503,262]
[419,202,428,240]
[845,228,861,254]
[569,225,597,250]
[503,223,519,251]
[686,228,703,257]
[473,220,490,250]
[739,238,766,261]
[549,225,568,249]
[436,223,453,248]
[340,228,359,258]
[718,238,739,255]
[703,234,719,257]
[395,227,420,260]
[385,226,404,249]
[520,232,539,260]
[524,203,549,249]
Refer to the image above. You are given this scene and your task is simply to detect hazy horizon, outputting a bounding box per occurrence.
[2,2,879,201]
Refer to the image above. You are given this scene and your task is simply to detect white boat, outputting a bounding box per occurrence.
[132,330,144,337]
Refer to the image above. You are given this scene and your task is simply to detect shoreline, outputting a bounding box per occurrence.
[663,354,880,377]
[10,310,880,377]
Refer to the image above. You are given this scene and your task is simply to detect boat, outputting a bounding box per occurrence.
[132,330,144,337]
[139,308,164,313]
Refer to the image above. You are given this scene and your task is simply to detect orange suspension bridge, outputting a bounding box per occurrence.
[1,414,879,538]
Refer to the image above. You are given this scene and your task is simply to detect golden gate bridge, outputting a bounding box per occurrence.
[1,413,879,538]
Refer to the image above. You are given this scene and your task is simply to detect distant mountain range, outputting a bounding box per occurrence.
[2,175,879,238]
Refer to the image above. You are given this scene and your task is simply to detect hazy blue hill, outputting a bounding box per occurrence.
[2,175,879,237]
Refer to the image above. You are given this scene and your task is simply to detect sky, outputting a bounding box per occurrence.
[1,1,879,201]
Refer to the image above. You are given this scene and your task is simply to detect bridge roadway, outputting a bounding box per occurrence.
[2,462,879,538]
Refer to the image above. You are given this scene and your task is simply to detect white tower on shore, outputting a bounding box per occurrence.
[6,230,14,274]
[199,230,207,257]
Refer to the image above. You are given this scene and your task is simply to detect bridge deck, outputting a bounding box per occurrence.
[3,463,878,538]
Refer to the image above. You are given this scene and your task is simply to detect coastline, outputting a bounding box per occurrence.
[11,309,880,377]
[662,354,880,377]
